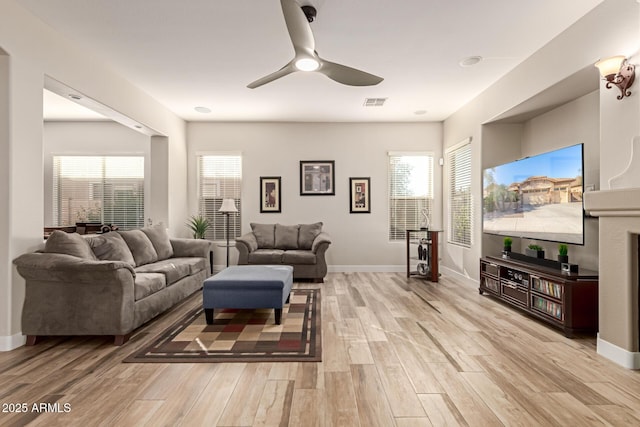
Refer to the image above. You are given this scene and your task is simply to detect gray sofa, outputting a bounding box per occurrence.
[235,222,331,282]
[13,224,213,345]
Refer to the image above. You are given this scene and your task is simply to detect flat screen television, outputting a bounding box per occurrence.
[482,143,584,245]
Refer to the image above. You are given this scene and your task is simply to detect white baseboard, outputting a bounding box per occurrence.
[214,265,406,273]
[328,265,404,273]
[597,334,640,370]
[439,265,478,287]
[0,333,26,351]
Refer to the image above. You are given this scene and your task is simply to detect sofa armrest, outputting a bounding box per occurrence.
[13,252,135,282]
[235,232,258,265]
[311,232,332,253]
[170,238,214,258]
[13,252,138,337]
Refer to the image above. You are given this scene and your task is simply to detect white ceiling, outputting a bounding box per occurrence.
[20,0,603,123]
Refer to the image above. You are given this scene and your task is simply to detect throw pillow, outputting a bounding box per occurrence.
[119,230,159,266]
[275,224,300,249]
[298,222,323,249]
[141,223,174,260]
[251,223,275,248]
[44,230,97,260]
[88,232,136,267]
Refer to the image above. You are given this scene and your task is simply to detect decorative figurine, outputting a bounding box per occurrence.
[420,208,430,230]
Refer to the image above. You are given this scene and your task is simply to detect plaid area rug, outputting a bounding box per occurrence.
[124,288,321,363]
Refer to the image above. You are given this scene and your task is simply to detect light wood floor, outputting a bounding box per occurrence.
[1,272,640,426]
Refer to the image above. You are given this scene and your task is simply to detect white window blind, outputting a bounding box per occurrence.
[52,156,145,230]
[446,141,472,247]
[197,154,242,240]
[388,153,434,240]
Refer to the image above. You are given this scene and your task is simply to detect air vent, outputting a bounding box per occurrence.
[363,98,387,107]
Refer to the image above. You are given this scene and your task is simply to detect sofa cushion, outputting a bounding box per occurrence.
[298,222,323,249]
[282,250,317,265]
[119,230,159,266]
[251,223,275,248]
[275,224,300,249]
[134,273,167,301]
[88,232,136,267]
[248,249,284,264]
[141,223,174,260]
[170,257,207,275]
[44,231,97,261]
[135,259,191,285]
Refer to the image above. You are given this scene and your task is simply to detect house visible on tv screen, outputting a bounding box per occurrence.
[482,144,584,244]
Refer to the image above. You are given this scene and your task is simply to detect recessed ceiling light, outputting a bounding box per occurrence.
[414,110,427,115]
[194,106,212,114]
[459,56,483,67]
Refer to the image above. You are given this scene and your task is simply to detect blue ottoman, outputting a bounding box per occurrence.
[202,265,294,325]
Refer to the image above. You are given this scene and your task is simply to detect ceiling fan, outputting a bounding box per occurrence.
[247,0,384,89]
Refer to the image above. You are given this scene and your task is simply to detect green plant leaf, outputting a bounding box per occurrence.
[186,214,210,239]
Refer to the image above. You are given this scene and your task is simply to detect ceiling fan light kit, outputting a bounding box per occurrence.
[247,0,383,89]
[295,57,320,71]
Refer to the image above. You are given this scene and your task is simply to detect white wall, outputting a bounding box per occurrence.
[43,121,151,227]
[520,91,600,270]
[0,0,187,349]
[442,0,640,282]
[599,56,640,189]
[187,122,443,270]
[0,51,11,349]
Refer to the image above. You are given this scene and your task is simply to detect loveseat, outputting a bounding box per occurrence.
[13,224,213,345]
[235,222,331,282]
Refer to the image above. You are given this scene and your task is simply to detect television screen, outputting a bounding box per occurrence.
[482,143,584,245]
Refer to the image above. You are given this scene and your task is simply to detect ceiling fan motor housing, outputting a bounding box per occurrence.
[301,5,317,22]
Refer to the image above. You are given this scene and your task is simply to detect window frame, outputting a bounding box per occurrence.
[388,151,435,241]
[196,152,242,241]
[445,138,472,248]
[51,155,145,230]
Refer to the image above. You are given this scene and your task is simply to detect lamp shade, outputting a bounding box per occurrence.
[595,55,626,78]
[218,198,238,213]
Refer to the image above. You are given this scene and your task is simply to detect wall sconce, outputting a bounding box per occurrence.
[594,55,636,100]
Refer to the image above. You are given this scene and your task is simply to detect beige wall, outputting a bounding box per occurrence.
[43,121,152,227]
[519,91,600,270]
[187,122,443,270]
[0,0,187,349]
[0,52,10,348]
[442,0,640,283]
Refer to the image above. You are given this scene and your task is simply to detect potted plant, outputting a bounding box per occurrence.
[503,237,513,252]
[526,244,545,259]
[558,244,569,263]
[186,214,210,239]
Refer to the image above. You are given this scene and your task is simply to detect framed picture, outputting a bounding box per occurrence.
[300,160,335,195]
[260,176,281,213]
[349,177,371,213]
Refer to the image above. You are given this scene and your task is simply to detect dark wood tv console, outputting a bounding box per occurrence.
[479,256,598,337]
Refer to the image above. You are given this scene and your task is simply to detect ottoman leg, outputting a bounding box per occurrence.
[275,308,282,325]
[205,308,214,325]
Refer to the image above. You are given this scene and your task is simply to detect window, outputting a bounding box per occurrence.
[446,139,472,247]
[52,156,145,230]
[388,153,434,240]
[197,154,242,240]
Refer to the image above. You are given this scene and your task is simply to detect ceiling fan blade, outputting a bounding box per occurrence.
[319,60,384,86]
[281,0,315,56]
[247,62,296,89]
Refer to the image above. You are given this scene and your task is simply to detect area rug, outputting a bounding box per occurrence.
[124,288,321,363]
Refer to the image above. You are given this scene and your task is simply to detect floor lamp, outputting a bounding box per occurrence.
[218,198,238,268]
